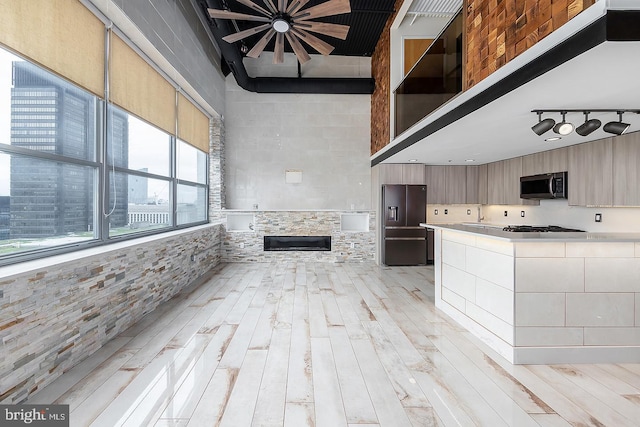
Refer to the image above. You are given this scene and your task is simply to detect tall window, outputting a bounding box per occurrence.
[0,45,210,264]
[177,140,208,225]
[0,50,100,257]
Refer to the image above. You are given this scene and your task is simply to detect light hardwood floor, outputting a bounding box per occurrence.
[29,262,640,426]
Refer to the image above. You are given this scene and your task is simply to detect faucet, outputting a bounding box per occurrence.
[477,206,484,223]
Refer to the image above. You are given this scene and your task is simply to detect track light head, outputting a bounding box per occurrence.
[603,111,630,135]
[553,111,574,135]
[575,112,601,136]
[531,112,555,135]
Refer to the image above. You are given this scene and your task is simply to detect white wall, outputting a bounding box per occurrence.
[224,53,372,210]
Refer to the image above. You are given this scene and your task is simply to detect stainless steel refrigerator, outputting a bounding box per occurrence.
[382,184,427,266]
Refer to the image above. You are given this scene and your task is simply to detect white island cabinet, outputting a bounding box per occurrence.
[423,223,640,364]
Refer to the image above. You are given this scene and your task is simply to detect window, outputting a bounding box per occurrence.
[176,140,208,225]
[0,45,210,265]
[0,49,100,259]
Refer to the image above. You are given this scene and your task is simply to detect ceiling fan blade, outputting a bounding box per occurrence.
[222,23,271,43]
[285,33,311,64]
[292,21,349,40]
[286,0,311,15]
[208,9,271,22]
[291,28,334,56]
[274,32,285,64]
[293,0,351,20]
[277,0,288,13]
[247,29,276,58]
[235,0,271,17]
[262,0,278,14]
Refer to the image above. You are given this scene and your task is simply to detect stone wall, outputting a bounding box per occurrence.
[0,224,223,403]
[221,211,376,263]
[464,0,596,89]
[209,115,226,222]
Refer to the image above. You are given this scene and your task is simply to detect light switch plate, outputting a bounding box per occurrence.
[595,213,602,222]
[521,211,525,217]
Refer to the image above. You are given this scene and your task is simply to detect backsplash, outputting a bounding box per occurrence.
[426,204,482,224]
[426,200,640,233]
[482,200,640,232]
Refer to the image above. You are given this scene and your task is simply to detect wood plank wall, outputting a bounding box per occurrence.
[465,0,595,89]
[371,0,403,156]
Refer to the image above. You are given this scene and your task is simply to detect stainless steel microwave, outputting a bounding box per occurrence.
[520,172,567,199]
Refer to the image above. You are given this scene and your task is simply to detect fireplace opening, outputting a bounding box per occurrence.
[264,236,331,251]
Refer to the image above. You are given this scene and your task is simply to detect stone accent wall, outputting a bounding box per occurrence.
[209,115,226,222]
[465,0,596,89]
[371,0,403,155]
[0,224,223,403]
[221,211,376,263]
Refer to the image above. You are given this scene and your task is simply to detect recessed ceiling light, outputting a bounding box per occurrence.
[465,159,475,162]
[408,159,418,162]
[545,137,562,142]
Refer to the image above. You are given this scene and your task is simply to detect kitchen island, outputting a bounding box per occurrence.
[422,223,640,364]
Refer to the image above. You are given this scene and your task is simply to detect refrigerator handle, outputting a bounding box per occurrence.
[388,206,398,221]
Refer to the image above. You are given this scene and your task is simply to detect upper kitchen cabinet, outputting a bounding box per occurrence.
[612,132,640,206]
[378,164,425,185]
[487,158,538,205]
[425,166,447,204]
[402,164,426,184]
[521,147,569,176]
[466,164,487,204]
[568,138,613,206]
[378,164,403,184]
[425,166,467,204]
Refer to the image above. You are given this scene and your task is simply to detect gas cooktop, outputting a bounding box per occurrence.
[502,225,586,232]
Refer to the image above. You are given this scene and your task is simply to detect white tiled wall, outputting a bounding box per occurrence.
[436,229,640,362]
[439,230,515,345]
[514,240,640,351]
[565,293,635,327]
[515,258,585,292]
[224,59,372,211]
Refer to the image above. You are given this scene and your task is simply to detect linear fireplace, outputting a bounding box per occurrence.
[264,236,331,251]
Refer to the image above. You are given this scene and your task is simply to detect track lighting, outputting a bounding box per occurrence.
[553,111,574,135]
[532,109,639,137]
[575,112,601,136]
[603,111,630,135]
[531,111,555,135]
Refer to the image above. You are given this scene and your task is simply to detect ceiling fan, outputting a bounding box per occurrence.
[208,0,351,64]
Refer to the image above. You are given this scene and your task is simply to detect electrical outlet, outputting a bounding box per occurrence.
[595,213,602,222]
[434,209,438,215]
[520,211,525,217]
[239,242,245,248]
[444,209,448,214]
[504,210,508,217]
[350,242,355,249]
[190,254,196,262]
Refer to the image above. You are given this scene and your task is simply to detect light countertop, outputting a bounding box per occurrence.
[420,223,640,242]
